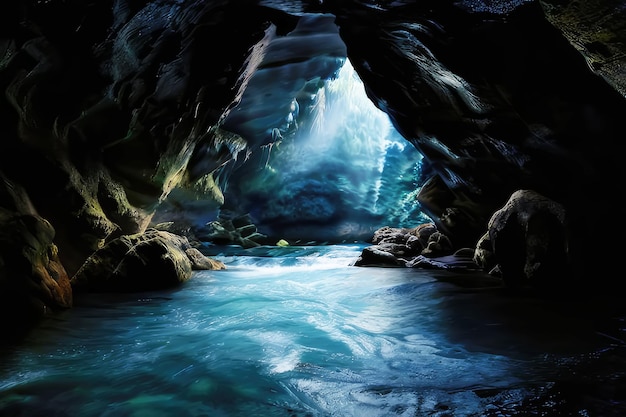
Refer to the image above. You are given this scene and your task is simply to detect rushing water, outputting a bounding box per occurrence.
[1,244,625,416]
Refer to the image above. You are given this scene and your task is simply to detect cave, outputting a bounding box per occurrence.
[1,0,626,415]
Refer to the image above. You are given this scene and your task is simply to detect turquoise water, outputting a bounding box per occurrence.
[1,244,625,416]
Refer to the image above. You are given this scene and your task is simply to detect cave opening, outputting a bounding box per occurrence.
[180,13,434,246]
[219,57,431,244]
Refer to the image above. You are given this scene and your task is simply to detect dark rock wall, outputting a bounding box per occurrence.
[324,0,626,280]
[1,1,276,275]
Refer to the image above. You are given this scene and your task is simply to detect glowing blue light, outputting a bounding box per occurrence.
[223,58,429,241]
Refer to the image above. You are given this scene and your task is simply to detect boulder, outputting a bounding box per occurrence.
[353,245,408,267]
[71,229,225,293]
[354,223,458,268]
[486,189,568,291]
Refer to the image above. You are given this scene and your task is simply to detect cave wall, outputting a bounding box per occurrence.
[329,0,626,248]
[2,0,626,338]
[320,0,626,286]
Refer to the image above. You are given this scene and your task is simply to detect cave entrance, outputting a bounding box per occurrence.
[216,15,430,244]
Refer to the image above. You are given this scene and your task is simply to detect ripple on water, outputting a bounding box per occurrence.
[1,245,625,416]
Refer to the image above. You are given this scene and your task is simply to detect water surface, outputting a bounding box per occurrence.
[1,244,625,416]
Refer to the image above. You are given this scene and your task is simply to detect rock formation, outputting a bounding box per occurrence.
[71,228,226,293]
[1,0,625,340]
